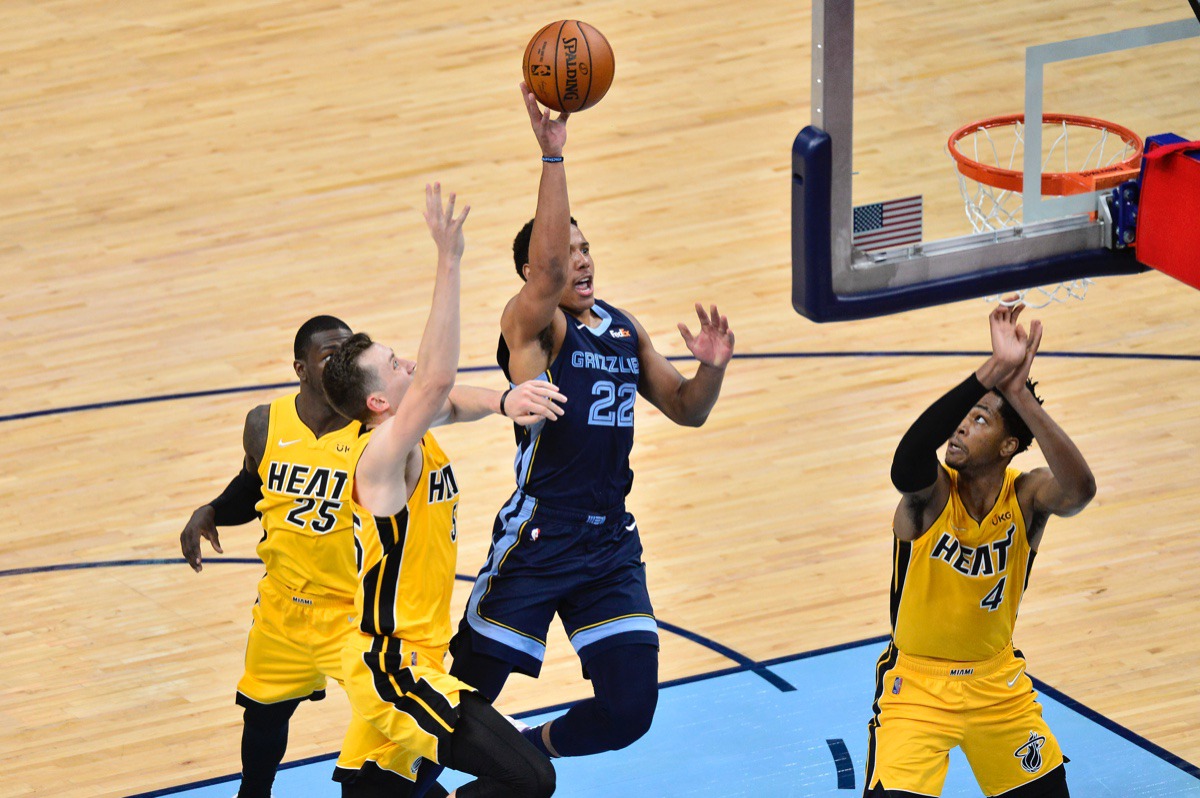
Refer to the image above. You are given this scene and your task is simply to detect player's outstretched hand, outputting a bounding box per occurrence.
[679,303,734,369]
[521,82,568,158]
[424,182,469,260]
[987,300,1030,380]
[504,379,568,426]
[997,316,1043,399]
[180,505,223,573]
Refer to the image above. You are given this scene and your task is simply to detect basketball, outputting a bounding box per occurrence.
[522,20,615,113]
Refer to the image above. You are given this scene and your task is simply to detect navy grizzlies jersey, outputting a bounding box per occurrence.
[499,299,638,510]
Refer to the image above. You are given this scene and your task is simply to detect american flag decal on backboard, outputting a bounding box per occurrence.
[852,195,923,252]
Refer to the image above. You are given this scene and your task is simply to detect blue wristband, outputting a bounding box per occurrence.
[541,155,564,163]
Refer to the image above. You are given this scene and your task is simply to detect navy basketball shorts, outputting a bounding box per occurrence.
[459,491,659,677]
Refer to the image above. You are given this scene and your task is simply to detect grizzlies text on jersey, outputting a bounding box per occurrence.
[498,299,638,511]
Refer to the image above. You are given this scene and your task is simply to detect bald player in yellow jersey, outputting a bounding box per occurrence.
[179,313,358,798]
[320,184,557,798]
[179,258,563,796]
[865,303,1096,798]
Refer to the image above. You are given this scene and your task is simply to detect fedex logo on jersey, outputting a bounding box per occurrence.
[571,350,639,374]
[930,525,1016,578]
[609,327,632,339]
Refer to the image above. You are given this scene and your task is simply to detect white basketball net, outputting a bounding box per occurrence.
[984,279,1092,309]
[952,117,1137,308]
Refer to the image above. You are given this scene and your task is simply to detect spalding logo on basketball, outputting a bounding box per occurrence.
[522,20,615,113]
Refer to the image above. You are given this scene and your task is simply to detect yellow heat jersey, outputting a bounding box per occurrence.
[350,432,460,648]
[891,465,1033,661]
[255,394,365,600]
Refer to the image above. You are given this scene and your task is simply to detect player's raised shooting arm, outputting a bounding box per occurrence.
[892,305,1027,539]
[627,306,731,428]
[356,186,465,515]
[1009,397,1096,520]
[1000,321,1096,520]
[502,85,570,354]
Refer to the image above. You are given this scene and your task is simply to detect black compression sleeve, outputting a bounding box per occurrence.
[890,372,988,493]
[208,467,263,526]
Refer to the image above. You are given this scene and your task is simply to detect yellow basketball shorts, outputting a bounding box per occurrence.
[235,574,357,707]
[865,642,1065,797]
[333,632,474,784]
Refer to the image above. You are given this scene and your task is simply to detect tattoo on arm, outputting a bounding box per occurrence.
[243,404,270,469]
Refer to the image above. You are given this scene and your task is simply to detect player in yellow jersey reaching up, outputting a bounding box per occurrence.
[321,184,558,798]
[179,191,563,797]
[865,302,1096,798]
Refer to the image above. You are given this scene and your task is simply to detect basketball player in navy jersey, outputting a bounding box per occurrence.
[436,85,734,769]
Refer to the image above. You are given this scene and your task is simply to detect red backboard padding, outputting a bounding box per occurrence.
[1135,140,1200,290]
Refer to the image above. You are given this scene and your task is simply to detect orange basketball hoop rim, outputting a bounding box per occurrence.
[948,113,1144,195]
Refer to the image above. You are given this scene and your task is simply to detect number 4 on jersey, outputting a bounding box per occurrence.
[981,576,1007,611]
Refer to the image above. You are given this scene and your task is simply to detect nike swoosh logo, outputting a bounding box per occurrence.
[625,522,637,531]
[576,322,588,330]
[1007,669,1024,688]
[278,439,302,447]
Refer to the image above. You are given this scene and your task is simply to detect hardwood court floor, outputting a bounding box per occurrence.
[1,2,1197,795]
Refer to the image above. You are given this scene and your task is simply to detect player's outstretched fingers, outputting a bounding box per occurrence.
[510,381,567,421]
[532,383,567,416]
[1027,319,1043,354]
[709,304,729,333]
[180,533,199,571]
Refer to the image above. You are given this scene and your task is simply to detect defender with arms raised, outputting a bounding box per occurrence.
[865,303,1096,798]
[322,184,560,798]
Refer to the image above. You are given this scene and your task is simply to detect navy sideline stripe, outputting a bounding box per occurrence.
[826,738,856,789]
[4,351,1197,423]
[0,557,262,578]
[1031,676,1200,781]
[0,382,297,423]
[760,633,891,666]
[0,365,496,424]
[656,618,797,692]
